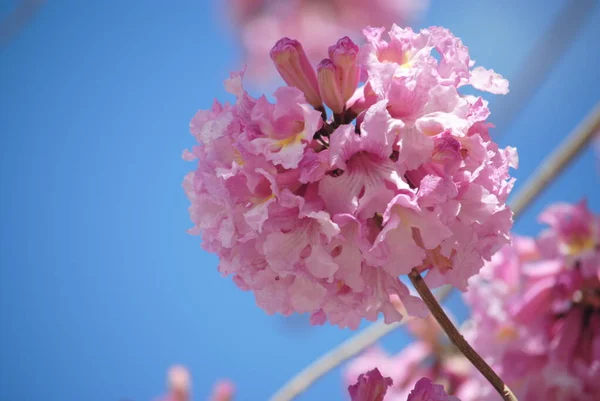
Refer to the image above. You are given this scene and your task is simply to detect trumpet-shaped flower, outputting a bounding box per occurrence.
[349,368,394,401]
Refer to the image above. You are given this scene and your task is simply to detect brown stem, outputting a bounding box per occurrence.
[408,269,518,401]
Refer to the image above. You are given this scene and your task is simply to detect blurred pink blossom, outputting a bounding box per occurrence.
[463,201,600,401]
[209,380,235,401]
[225,0,429,83]
[156,365,191,401]
[184,26,515,328]
[406,378,460,401]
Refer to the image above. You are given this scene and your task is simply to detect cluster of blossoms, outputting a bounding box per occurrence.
[345,315,472,400]
[225,0,428,82]
[184,25,516,328]
[349,368,458,401]
[462,201,600,400]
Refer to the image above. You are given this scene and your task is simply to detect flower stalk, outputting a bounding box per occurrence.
[407,268,518,401]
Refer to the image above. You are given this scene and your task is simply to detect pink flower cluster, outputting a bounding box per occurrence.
[226,0,428,82]
[345,315,471,400]
[463,201,600,401]
[348,369,458,401]
[184,26,516,328]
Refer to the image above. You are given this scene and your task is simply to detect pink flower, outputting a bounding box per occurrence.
[345,345,430,401]
[225,0,429,83]
[511,203,600,362]
[470,67,510,95]
[537,200,600,277]
[463,201,600,401]
[210,380,235,401]
[249,86,323,169]
[407,378,460,401]
[348,368,393,401]
[184,27,515,328]
[155,365,191,401]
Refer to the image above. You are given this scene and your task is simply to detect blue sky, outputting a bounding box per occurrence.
[0,1,599,401]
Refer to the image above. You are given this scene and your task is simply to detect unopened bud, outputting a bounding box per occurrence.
[328,37,360,102]
[270,38,322,109]
[317,59,344,114]
[167,365,191,401]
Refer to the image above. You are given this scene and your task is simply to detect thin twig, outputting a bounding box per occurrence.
[492,0,597,137]
[0,0,46,47]
[408,269,518,401]
[510,102,600,219]
[268,102,600,401]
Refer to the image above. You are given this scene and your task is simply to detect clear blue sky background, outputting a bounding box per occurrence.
[1,1,599,400]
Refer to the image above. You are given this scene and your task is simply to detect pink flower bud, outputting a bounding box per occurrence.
[317,59,344,114]
[210,380,235,401]
[328,36,360,102]
[167,365,191,401]
[270,38,322,109]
